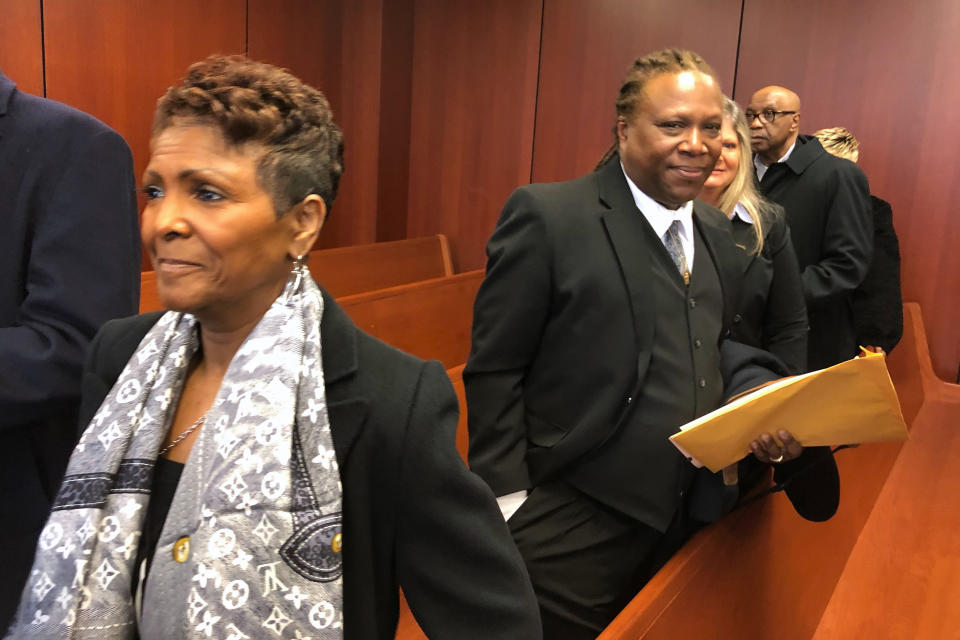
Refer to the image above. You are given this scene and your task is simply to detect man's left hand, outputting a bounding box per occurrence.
[750,429,803,464]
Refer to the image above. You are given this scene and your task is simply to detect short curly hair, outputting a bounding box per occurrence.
[814,126,860,163]
[153,55,344,216]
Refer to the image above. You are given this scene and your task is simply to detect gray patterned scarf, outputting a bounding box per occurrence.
[7,271,344,639]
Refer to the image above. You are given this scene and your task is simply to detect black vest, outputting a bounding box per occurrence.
[566,222,724,531]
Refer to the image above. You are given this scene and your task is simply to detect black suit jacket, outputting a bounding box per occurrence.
[852,195,902,353]
[757,135,873,369]
[465,160,786,499]
[729,208,839,522]
[730,206,808,374]
[0,72,140,627]
[76,295,541,640]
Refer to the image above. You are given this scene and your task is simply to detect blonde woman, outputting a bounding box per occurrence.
[699,97,808,374]
[698,97,839,523]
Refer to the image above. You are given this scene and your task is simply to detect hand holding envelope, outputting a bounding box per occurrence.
[749,429,804,464]
[671,350,908,473]
[721,429,804,485]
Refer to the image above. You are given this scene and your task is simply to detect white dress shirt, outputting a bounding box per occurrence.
[731,202,754,224]
[621,163,696,268]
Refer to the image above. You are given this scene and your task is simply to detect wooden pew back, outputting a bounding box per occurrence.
[139,234,454,313]
[307,234,454,297]
[447,364,469,461]
[885,302,928,425]
[338,271,483,370]
[814,390,960,637]
[814,302,960,638]
[599,439,904,639]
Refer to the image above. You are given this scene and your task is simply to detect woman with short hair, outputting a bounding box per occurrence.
[8,55,540,640]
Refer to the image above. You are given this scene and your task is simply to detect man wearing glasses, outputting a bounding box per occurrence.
[746,85,872,370]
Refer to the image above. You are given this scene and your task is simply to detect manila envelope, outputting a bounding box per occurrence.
[669,350,908,472]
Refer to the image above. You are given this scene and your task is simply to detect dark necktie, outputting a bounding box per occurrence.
[662,219,689,284]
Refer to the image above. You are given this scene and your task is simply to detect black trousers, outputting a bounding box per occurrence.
[508,480,690,640]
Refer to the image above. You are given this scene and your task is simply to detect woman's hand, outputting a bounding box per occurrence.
[749,429,803,464]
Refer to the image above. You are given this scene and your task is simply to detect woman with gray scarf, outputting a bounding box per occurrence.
[7,56,540,640]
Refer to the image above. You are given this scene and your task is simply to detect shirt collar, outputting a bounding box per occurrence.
[620,163,694,243]
[754,139,797,175]
[731,202,754,225]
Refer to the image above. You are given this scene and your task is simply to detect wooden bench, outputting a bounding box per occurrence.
[885,301,929,426]
[598,438,905,639]
[307,234,453,297]
[447,364,470,461]
[138,234,454,313]
[814,303,960,638]
[338,271,483,370]
[597,302,932,639]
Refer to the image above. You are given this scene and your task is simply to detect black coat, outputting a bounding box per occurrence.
[0,72,140,628]
[730,206,808,375]
[76,295,542,640]
[852,195,903,353]
[757,135,873,370]
[464,160,786,502]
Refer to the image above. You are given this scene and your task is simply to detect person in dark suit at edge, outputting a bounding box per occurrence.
[0,68,141,631]
[465,49,815,639]
[699,96,839,523]
[814,126,903,355]
[747,87,873,370]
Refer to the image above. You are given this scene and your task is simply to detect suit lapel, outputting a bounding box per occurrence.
[595,161,656,382]
[326,398,368,470]
[693,202,740,330]
[319,290,369,471]
[756,137,817,192]
[738,227,761,275]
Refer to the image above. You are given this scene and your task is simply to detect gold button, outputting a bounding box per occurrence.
[331,533,342,554]
[172,536,190,563]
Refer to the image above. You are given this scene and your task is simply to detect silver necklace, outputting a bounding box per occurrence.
[158,415,206,456]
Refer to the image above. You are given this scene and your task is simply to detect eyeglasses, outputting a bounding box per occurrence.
[744,109,797,124]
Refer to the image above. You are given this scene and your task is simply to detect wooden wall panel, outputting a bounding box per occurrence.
[375,0,415,243]
[735,0,960,382]
[0,0,44,96]
[44,0,245,186]
[249,0,384,251]
[43,0,245,268]
[532,0,743,185]
[404,0,542,272]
